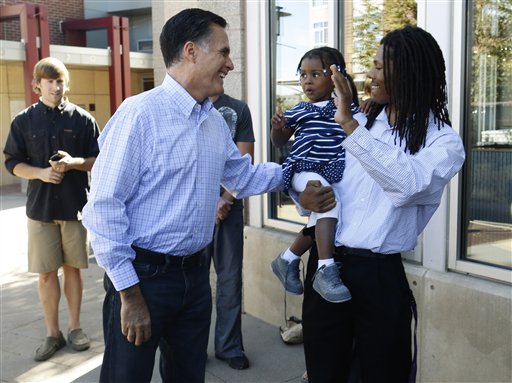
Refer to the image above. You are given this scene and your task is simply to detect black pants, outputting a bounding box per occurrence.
[302,246,413,383]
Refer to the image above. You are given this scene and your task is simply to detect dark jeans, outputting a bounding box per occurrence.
[302,246,413,383]
[101,259,212,383]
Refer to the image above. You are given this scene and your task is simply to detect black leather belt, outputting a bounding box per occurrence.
[132,245,206,269]
[335,246,400,259]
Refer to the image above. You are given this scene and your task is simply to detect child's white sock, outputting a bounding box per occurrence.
[281,248,300,263]
[317,258,334,270]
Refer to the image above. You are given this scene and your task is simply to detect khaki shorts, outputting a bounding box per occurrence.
[27,218,89,273]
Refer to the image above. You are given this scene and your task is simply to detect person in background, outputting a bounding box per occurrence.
[270,47,359,303]
[4,57,99,361]
[82,9,282,383]
[207,93,254,370]
[298,26,465,382]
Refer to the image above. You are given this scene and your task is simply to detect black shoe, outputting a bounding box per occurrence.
[215,353,250,370]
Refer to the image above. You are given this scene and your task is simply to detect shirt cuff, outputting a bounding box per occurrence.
[341,115,373,156]
[288,189,311,216]
[107,260,140,292]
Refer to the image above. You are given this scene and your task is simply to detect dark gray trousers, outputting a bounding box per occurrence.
[206,200,245,358]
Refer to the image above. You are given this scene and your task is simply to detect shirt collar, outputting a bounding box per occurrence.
[38,98,68,114]
[376,106,389,124]
[162,74,213,119]
[375,107,435,129]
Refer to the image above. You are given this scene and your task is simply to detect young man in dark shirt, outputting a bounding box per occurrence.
[4,57,100,361]
[207,93,254,370]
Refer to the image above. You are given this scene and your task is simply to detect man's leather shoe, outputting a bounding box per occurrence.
[215,353,250,370]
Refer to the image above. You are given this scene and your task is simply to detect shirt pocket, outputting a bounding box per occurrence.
[23,128,47,156]
[62,128,80,155]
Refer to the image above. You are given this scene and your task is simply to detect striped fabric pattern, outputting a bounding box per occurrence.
[282,99,359,193]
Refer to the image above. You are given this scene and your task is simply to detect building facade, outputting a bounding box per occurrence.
[148,2,510,382]
[1,0,510,382]
[0,0,154,186]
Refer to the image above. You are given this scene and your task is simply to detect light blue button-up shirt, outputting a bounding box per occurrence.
[334,109,465,253]
[82,75,282,291]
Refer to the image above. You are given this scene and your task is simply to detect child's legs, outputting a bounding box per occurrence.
[315,218,336,260]
[312,200,340,260]
[291,172,340,226]
[289,229,314,257]
[292,173,340,260]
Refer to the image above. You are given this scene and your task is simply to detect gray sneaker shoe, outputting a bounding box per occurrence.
[271,253,303,294]
[312,263,352,303]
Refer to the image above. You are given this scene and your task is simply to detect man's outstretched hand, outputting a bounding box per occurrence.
[299,180,336,213]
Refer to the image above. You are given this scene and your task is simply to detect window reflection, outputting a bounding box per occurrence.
[464,0,512,269]
[269,0,417,226]
[271,0,333,225]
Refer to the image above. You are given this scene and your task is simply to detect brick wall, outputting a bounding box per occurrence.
[0,0,84,45]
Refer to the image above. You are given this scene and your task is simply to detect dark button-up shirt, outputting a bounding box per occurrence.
[4,99,100,221]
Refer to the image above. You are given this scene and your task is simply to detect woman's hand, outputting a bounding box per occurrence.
[359,98,377,115]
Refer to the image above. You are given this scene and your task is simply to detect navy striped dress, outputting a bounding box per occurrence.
[282,99,359,194]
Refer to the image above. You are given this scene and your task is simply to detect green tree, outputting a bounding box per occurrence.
[471,0,512,104]
[352,0,383,74]
[352,0,417,75]
[382,0,417,33]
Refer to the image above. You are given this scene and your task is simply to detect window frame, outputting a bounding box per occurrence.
[447,0,511,284]
[260,1,511,283]
[264,0,340,232]
[136,39,153,53]
[313,21,328,46]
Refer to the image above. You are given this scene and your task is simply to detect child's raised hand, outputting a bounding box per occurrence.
[271,112,287,131]
[270,112,292,146]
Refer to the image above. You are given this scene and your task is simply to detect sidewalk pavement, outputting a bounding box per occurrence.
[0,184,306,383]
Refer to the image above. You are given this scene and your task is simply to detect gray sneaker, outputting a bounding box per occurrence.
[312,263,352,303]
[271,253,303,294]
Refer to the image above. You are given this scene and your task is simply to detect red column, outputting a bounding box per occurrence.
[61,16,130,114]
[120,17,131,99]
[0,3,49,106]
[107,16,123,113]
[36,4,50,59]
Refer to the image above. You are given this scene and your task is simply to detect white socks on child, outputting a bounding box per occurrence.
[281,248,300,263]
[317,258,334,270]
[281,248,334,271]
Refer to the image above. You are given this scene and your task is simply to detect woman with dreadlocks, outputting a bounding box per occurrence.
[297,26,465,382]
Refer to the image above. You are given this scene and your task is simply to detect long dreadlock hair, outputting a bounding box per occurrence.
[365,26,451,154]
[297,46,360,107]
